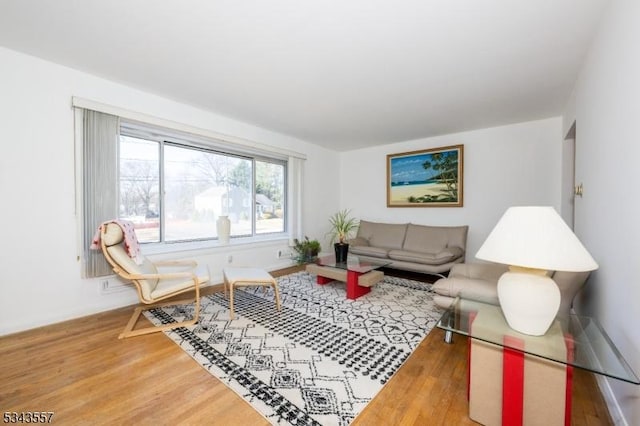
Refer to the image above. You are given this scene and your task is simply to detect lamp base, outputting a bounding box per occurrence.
[497,270,561,336]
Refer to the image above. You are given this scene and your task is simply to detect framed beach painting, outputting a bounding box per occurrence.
[387,144,464,207]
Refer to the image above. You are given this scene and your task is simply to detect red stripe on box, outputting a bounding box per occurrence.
[467,311,478,401]
[564,334,575,426]
[503,335,525,426]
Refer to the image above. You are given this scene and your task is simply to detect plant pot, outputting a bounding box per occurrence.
[334,242,349,263]
[304,249,319,262]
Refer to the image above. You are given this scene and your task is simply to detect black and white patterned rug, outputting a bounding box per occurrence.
[145,271,440,425]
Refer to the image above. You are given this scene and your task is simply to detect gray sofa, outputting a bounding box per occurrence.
[432,263,591,316]
[348,220,468,275]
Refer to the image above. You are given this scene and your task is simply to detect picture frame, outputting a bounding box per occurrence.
[387,144,464,207]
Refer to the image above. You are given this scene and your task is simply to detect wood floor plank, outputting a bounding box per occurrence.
[0,267,613,425]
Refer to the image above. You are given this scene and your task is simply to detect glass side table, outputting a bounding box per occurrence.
[436,297,639,425]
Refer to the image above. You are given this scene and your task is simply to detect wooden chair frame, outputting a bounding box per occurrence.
[100,232,204,339]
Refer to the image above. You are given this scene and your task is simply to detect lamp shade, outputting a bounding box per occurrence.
[476,206,598,272]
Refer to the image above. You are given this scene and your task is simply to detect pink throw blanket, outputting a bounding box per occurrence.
[90,219,143,265]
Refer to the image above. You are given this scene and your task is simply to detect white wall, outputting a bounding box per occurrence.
[0,47,340,335]
[339,118,564,258]
[563,0,640,424]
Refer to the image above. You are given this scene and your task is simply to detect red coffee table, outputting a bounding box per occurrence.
[305,254,390,299]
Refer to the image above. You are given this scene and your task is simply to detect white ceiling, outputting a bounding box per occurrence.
[0,0,609,151]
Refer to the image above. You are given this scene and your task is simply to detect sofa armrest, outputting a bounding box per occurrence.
[438,246,464,260]
[432,276,500,305]
[348,237,370,247]
[448,263,508,280]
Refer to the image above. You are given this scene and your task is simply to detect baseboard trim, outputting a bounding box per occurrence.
[570,307,627,426]
[594,374,627,426]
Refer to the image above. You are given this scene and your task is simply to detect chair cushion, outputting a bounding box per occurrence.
[103,223,124,246]
[151,265,209,299]
[106,245,159,300]
[223,267,276,285]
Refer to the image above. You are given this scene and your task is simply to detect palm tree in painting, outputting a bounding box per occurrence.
[423,152,458,201]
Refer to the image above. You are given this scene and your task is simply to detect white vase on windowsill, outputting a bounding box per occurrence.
[217,215,231,244]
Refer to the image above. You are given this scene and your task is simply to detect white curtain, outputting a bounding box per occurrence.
[81,109,120,278]
[287,156,304,246]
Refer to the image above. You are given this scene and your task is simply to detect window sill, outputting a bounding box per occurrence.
[141,234,291,257]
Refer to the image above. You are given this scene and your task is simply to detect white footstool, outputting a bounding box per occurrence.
[222,267,282,319]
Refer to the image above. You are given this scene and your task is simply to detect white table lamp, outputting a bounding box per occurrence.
[476,206,598,336]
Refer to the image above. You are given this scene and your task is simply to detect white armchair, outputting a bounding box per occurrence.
[433,263,590,317]
[98,222,209,339]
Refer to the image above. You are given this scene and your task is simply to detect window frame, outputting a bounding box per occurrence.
[119,120,288,248]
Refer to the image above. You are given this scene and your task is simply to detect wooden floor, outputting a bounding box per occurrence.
[0,267,613,425]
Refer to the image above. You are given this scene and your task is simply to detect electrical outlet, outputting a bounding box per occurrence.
[100,279,128,294]
[277,250,292,259]
[227,255,233,263]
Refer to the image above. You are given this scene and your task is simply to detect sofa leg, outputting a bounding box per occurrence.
[444,330,454,344]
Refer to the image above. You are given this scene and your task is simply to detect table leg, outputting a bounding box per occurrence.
[444,330,453,344]
[229,283,235,319]
[346,270,371,299]
[316,275,333,284]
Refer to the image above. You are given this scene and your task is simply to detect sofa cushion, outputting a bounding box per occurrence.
[388,247,463,265]
[403,224,448,253]
[356,220,408,250]
[403,224,468,254]
[349,245,390,259]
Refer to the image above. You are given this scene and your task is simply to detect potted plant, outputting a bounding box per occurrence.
[292,236,321,265]
[327,209,359,263]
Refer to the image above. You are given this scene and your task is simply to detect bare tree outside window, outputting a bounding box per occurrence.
[256,160,285,234]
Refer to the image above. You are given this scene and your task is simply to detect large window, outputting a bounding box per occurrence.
[78,104,303,279]
[119,127,286,244]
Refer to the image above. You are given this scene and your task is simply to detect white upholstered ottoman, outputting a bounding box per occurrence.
[222,267,282,319]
